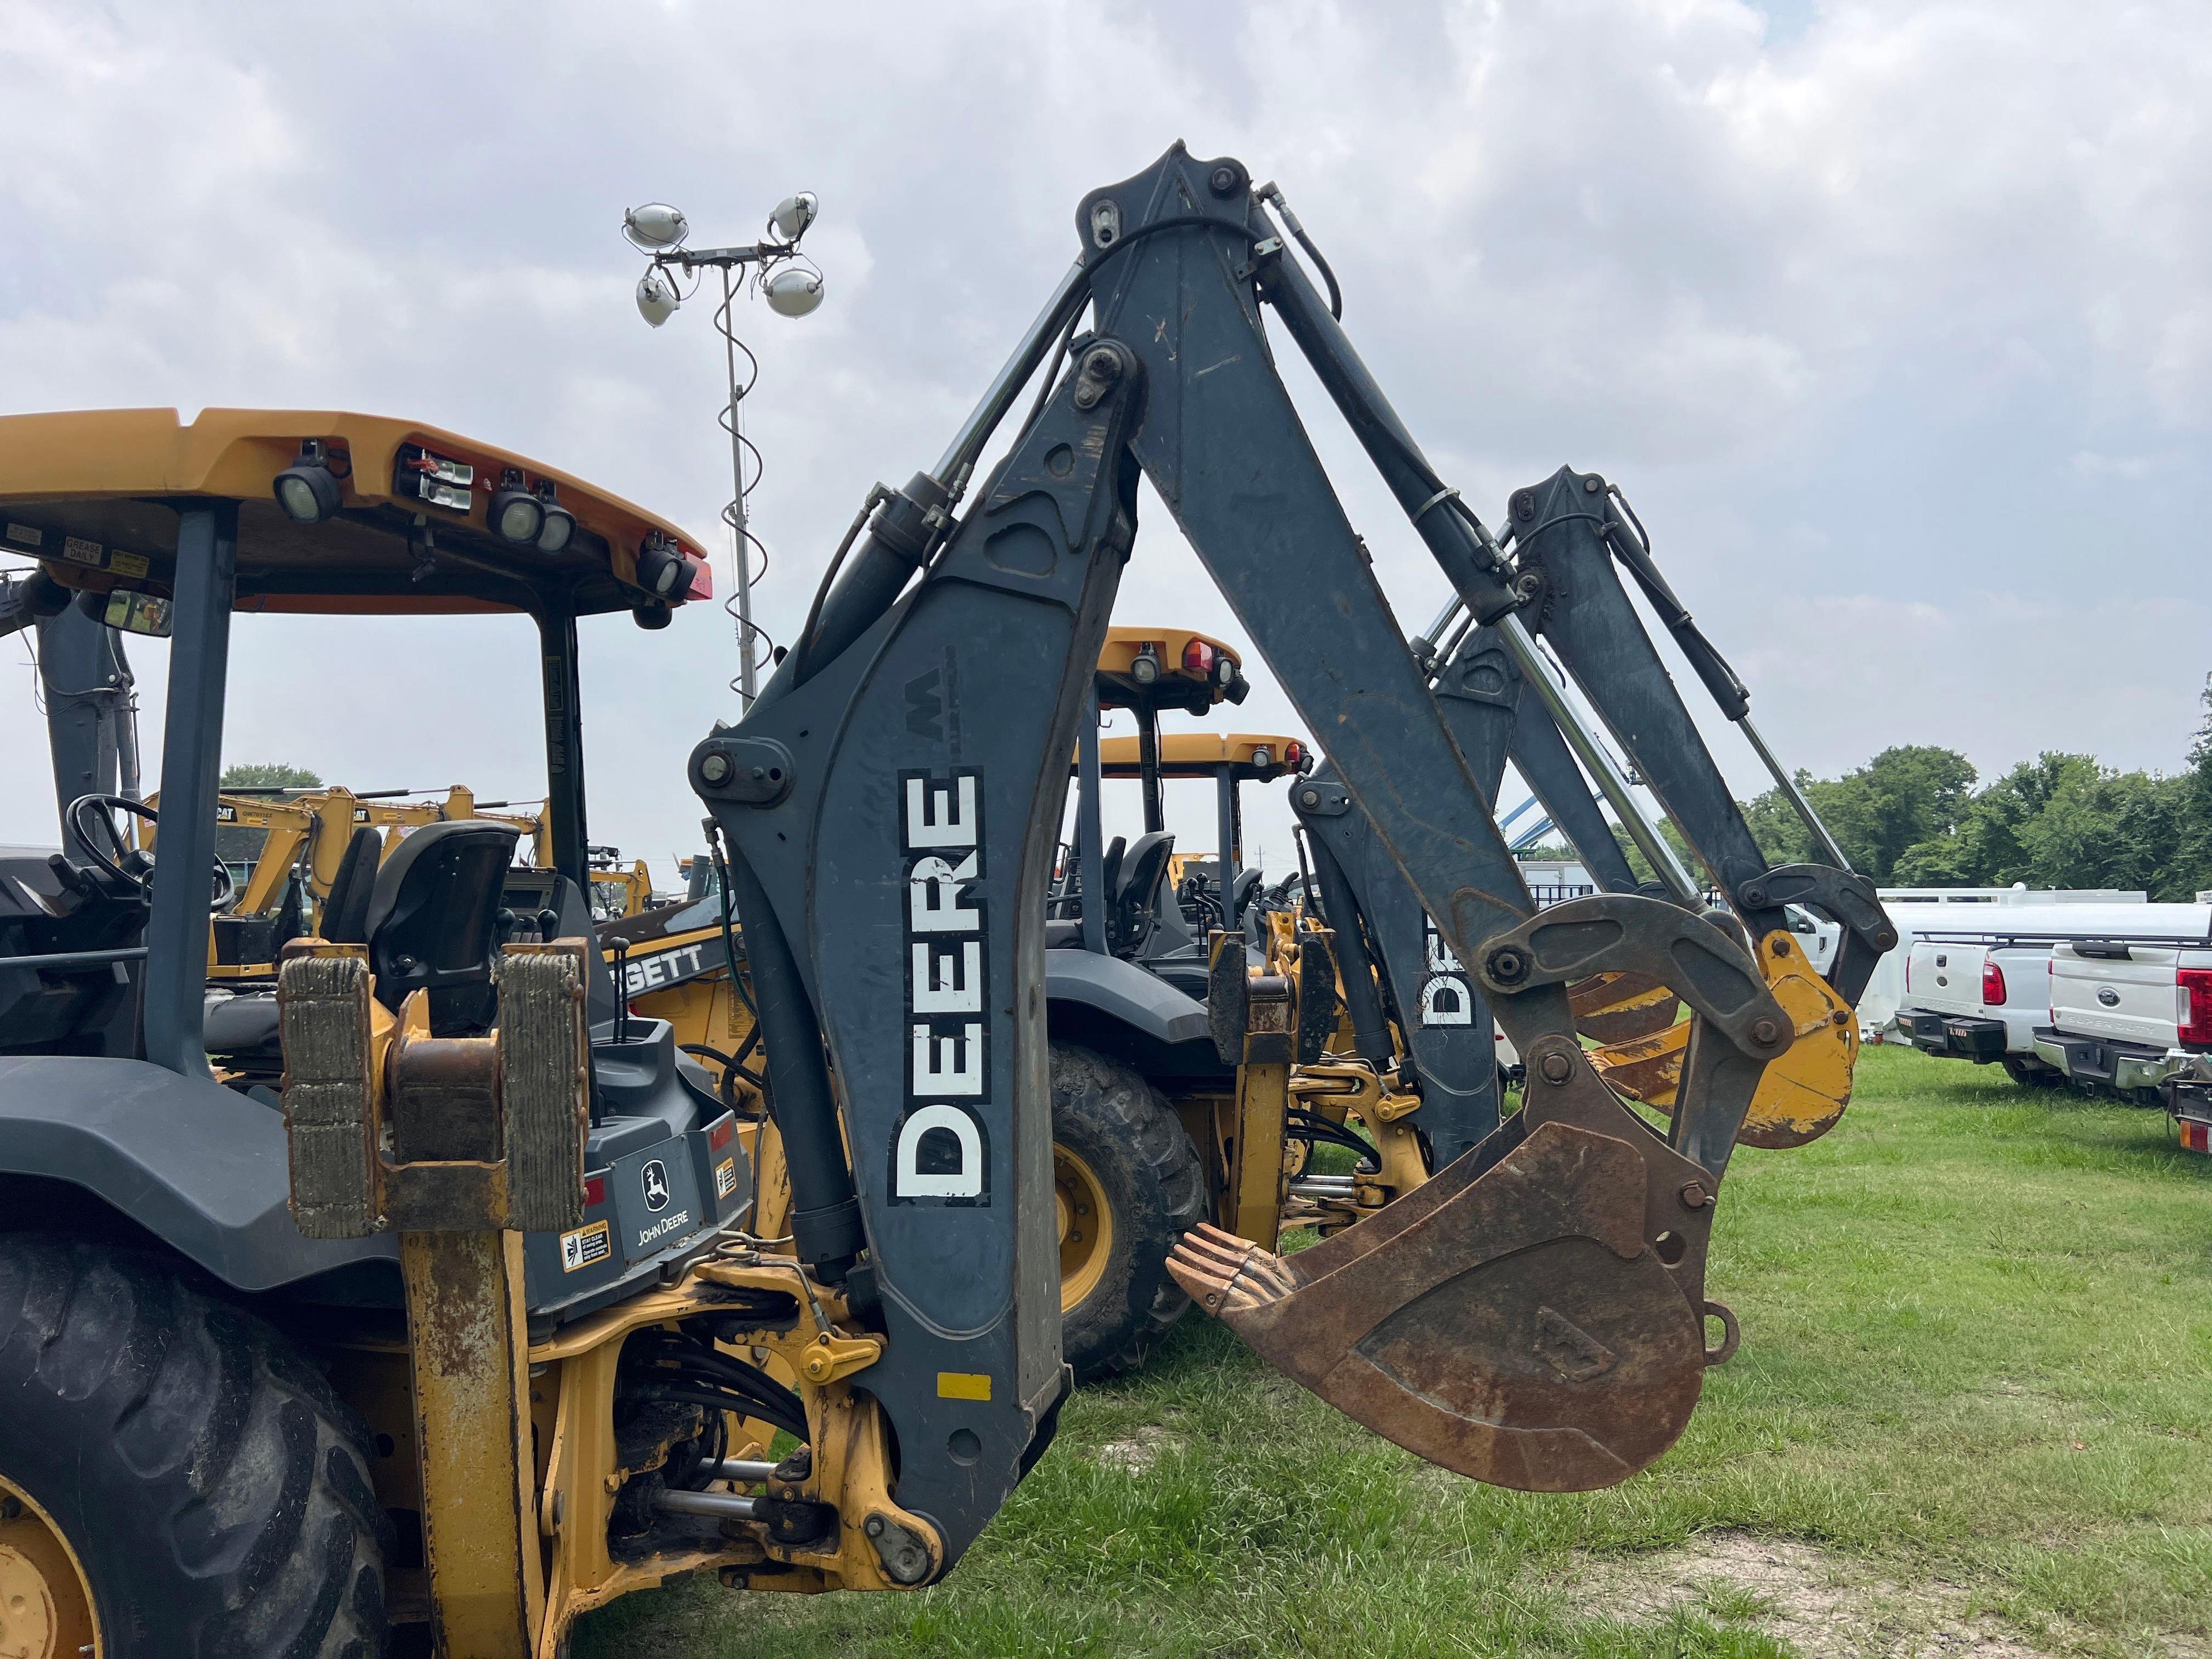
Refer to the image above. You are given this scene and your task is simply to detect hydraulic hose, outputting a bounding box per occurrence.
[724,847,865,1278]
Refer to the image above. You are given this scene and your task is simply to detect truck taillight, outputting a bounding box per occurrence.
[1182,639,1216,676]
[1982,959,2006,1006]
[2179,968,2212,1047]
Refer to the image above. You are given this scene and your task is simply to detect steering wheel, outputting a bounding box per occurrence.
[66,794,235,911]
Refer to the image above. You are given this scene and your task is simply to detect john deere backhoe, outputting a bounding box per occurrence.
[0,144,1885,1658]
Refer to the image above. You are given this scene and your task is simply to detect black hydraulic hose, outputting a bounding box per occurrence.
[704,821,762,1029]
[723,847,866,1278]
[630,1382,809,1446]
[1285,1109,1380,1173]
[1305,838,1397,1071]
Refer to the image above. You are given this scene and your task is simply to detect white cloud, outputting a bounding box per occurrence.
[3,0,2209,888]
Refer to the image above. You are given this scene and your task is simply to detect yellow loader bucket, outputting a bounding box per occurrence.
[1589,931,1856,1149]
[1568,969,1681,1046]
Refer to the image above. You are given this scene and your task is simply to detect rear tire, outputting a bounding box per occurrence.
[0,1237,391,1658]
[1050,1044,1206,1381]
[2001,1056,2063,1089]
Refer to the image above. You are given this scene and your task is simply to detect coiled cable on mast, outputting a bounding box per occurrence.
[711,272,775,697]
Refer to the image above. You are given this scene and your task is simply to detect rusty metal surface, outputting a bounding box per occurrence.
[1169,1118,1707,1491]
[403,1230,544,1658]
[276,948,379,1240]
[499,943,592,1234]
[389,1035,502,1164]
[1568,970,1681,1046]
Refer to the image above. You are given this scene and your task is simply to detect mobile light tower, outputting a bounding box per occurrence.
[624,193,825,709]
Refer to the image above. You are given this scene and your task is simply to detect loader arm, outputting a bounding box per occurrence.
[697,145,1817,1569]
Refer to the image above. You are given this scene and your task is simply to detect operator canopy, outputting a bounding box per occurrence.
[0,407,711,618]
[1089,732,1310,781]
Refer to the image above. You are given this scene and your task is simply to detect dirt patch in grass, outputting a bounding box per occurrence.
[1090,1425,1179,1474]
[1559,1531,2069,1656]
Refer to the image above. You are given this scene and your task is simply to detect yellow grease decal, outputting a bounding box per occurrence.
[936,1372,993,1401]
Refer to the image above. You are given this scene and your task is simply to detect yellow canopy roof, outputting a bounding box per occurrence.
[1082,732,1308,779]
[0,407,703,616]
[1093,624,1243,712]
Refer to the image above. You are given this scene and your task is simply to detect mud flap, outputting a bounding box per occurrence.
[1169,1118,1709,1491]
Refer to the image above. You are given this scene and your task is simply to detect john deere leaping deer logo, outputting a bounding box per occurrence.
[640,1158,671,1213]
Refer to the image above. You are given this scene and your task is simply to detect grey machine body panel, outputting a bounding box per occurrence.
[1043,945,1222,1082]
[0,1054,399,1293]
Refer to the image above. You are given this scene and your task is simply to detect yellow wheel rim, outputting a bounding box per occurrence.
[1054,1144,1115,1315]
[0,1472,100,1659]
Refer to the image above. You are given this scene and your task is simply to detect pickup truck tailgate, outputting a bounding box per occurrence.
[2050,946,2184,1047]
[1907,941,1988,1017]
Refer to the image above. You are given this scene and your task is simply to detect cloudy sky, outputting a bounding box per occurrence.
[3,0,2207,885]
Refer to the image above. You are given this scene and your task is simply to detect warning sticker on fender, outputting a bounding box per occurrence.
[714,1157,739,1200]
[559,1219,612,1273]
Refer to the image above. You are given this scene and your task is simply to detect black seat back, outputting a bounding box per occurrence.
[1100,836,1126,911]
[1229,866,1262,925]
[363,820,521,1027]
[320,827,382,945]
[1109,831,1175,956]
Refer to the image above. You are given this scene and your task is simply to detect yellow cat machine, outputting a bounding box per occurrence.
[0,146,1887,1659]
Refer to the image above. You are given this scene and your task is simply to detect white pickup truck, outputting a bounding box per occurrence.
[1889,901,2195,1084]
[1894,931,2071,1084]
[2032,908,2212,1143]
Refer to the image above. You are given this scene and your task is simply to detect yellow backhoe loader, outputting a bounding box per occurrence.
[0,146,1888,1658]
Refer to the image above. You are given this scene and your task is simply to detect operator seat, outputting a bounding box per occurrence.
[361,820,521,1033]
[319,825,381,945]
[1108,831,1175,956]
[204,825,383,1070]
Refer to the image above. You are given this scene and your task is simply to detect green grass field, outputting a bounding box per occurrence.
[574,1048,2212,1657]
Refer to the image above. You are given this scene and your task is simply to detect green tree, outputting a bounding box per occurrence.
[1745,745,1976,882]
[2178,674,2212,894]
[221,762,321,790]
[2018,764,2195,898]
[1893,752,2097,887]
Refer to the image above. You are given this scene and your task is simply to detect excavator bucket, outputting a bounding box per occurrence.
[1168,1117,1713,1491]
[1569,970,1681,1046]
[1588,931,1857,1149]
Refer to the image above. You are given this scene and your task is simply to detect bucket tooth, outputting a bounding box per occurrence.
[1168,1119,1706,1492]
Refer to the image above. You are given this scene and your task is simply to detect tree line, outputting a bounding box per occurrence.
[1655,684,2212,900]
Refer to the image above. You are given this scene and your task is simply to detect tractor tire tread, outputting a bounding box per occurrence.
[0,1236,391,1658]
[1052,1043,1207,1382]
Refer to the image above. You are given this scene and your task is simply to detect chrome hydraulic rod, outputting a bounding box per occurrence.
[1739,713,1853,872]
[1410,587,1691,897]
[710,1459,780,1483]
[1493,613,1701,902]
[653,1488,760,1520]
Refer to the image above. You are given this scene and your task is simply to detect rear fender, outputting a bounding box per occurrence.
[0,1055,396,1292]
